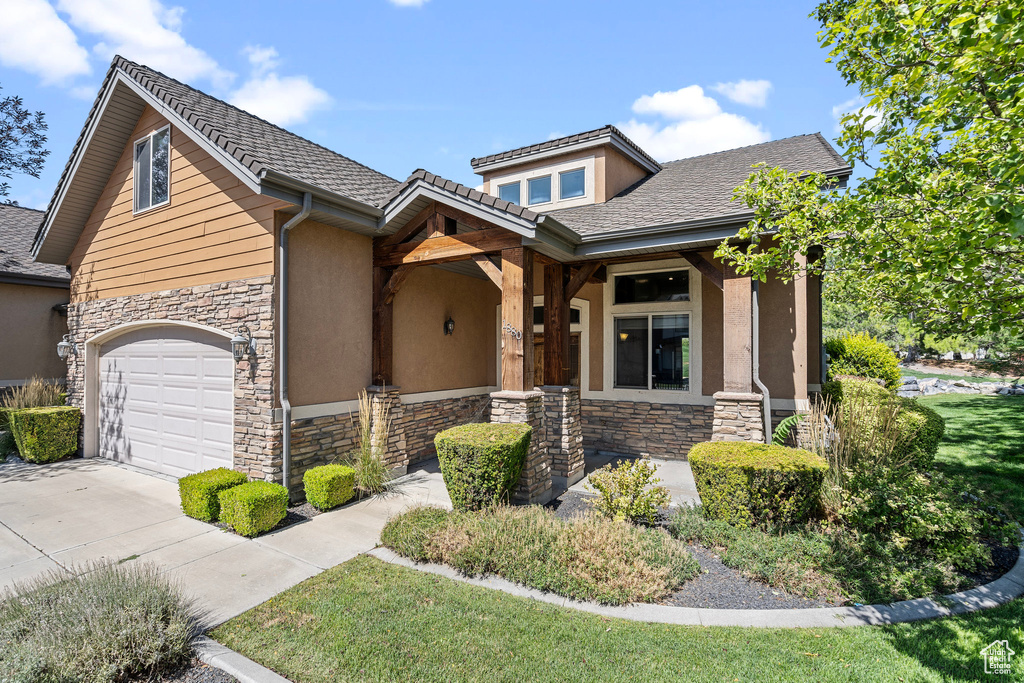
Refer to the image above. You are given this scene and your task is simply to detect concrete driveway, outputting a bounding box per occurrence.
[0,457,450,626]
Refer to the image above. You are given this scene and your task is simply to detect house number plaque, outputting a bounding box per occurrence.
[502,319,523,341]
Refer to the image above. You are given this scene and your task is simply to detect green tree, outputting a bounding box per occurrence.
[716,0,1024,338]
[1,83,48,201]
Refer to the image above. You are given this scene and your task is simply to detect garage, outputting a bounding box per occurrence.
[97,325,233,478]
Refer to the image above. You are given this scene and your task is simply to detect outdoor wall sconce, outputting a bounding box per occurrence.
[230,325,255,362]
[56,334,75,360]
[443,316,455,336]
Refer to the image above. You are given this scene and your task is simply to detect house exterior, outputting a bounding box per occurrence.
[0,203,70,391]
[32,56,850,501]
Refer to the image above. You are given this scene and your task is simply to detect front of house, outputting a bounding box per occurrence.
[31,57,850,501]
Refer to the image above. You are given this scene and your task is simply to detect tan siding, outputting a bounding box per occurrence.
[69,105,285,302]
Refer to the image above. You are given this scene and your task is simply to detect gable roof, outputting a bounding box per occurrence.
[470,125,662,175]
[383,169,543,222]
[0,204,69,284]
[549,133,851,238]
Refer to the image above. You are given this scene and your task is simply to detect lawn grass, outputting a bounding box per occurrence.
[213,394,1024,682]
[899,367,1015,383]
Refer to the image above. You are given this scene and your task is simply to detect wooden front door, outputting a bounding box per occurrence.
[533,333,581,387]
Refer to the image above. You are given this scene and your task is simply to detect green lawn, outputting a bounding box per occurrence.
[213,394,1024,683]
[899,367,1015,384]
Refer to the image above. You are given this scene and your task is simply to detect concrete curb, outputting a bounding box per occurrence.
[194,636,291,683]
[367,542,1024,629]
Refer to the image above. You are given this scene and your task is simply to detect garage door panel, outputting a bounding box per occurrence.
[99,326,233,478]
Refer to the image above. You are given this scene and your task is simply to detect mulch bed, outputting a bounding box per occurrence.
[143,658,236,683]
[214,501,321,536]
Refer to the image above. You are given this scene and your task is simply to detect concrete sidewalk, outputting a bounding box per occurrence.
[0,457,450,626]
[567,455,700,507]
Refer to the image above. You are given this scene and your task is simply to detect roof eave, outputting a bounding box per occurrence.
[0,272,71,289]
[471,132,662,177]
[259,168,383,230]
[571,213,756,259]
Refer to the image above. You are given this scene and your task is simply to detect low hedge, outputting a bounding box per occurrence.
[824,333,901,388]
[8,406,81,463]
[304,464,355,511]
[688,442,828,528]
[178,468,248,522]
[0,406,16,456]
[434,423,532,511]
[218,481,289,537]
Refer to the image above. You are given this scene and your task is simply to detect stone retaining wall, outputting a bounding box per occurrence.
[580,399,714,459]
[711,392,765,443]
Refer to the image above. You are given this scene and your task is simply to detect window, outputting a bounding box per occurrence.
[528,175,551,205]
[533,306,582,326]
[498,181,520,205]
[559,168,585,199]
[614,269,689,304]
[134,126,170,213]
[614,314,689,391]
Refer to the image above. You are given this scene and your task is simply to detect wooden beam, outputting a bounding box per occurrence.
[472,254,502,289]
[500,247,534,392]
[571,251,682,268]
[531,252,560,267]
[371,257,394,386]
[375,228,522,268]
[379,201,435,250]
[564,262,602,302]
[433,202,501,233]
[588,265,607,284]
[427,212,445,239]
[544,264,570,385]
[681,251,724,290]
[378,264,415,307]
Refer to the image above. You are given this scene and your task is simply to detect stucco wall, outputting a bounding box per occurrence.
[807,271,822,386]
[759,268,808,401]
[393,267,499,394]
[602,147,649,200]
[0,283,69,385]
[286,217,373,406]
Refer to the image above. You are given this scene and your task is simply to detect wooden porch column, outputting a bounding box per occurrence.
[543,263,570,385]
[372,241,393,385]
[500,247,534,391]
[722,263,752,393]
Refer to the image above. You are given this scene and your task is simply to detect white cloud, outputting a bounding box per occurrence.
[56,0,233,88]
[832,96,884,131]
[712,79,772,108]
[631,85,721,120]
[0,0,90,85]
[389,0,429,6]
[620,85,770,161]
[228,45,331,126]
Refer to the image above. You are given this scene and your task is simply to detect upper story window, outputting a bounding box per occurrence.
[498,181,520,205]
[134,126,170,213]
[528,175,551,205]
[614,269,690,304]
[559,168,585,199]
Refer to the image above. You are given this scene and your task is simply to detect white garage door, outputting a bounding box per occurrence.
[98,326,233,478]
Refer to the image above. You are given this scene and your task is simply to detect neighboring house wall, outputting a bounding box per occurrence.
[68,105,282,302]
[0,283,69,385]
[286,217,372,406]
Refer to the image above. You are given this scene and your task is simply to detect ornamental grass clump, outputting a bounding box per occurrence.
[0,562,199,682]
[585,458,670,525]
[434,423,532,511]
[381,505,699,604]
[345,388,393,498]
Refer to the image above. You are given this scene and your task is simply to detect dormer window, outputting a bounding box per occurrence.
[528,175,551,205]
[560,168,586,199]
[498,181,521,205]
[134,125,170,213]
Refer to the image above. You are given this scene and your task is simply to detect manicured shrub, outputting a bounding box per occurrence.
[218,481,289,537]
[585,458,670,525]
[8,406,82,463]
[303,464,356,510]
[434,423,532,511]
[382,505,699,604]
[0,406,16,456]
[688,442,827,528]
[825,333,901,388]
[822,374,891,405]
[0,561,199,681]
[178,468,247,522]
[893,399,945,469]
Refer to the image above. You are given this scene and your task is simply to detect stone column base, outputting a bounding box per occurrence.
[541,386,585,488]
[711,391,765,443]
[367,385,409,474]
[490,390,551,504]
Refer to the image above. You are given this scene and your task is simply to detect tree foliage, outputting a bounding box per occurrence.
[716,0,1024,337]
[0,83,48,201]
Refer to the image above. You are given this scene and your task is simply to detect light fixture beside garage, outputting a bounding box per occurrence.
[230,325,255,362]
[57,334,75,360]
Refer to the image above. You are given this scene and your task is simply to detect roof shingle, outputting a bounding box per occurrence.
[1,204,69,281]
[470,125,660,172]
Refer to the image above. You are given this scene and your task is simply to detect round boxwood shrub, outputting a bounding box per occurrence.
[825,333,901,388]
[8,406,81,463]
[303,464,356,511]
[218,481,289,537]
[178,468,248,522]
[434,423,532,511]
[688,442,827,528]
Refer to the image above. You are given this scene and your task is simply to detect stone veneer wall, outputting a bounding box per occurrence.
[489,390,551,504]
[403,394,490,465]
[711,392,765,443]
[288,413,360,491]
[542,386,585,485]
[65,276,279,480]
[580,399,714,459]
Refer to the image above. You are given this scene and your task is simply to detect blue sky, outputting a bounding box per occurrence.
[0,0,866,209]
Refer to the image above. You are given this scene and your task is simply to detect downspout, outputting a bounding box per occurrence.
[279,192,312,494]
[751,280,772,444]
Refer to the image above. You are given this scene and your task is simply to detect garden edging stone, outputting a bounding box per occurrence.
[367,539,1024,629]
[194,635,291,683]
